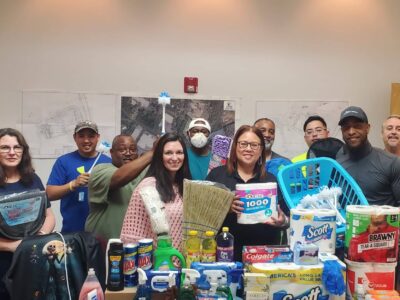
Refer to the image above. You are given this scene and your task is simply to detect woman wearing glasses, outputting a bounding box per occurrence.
[120,133,191,251]
[0,128,55,300]
[206,125,289,261]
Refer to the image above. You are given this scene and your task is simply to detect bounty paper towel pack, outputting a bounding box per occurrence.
[345,205,400,263]
[290,208,336,253]
[236,183,278,224]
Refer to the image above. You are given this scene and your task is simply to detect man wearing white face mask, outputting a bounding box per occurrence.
[254,118,291,177]
[186,118,212,180]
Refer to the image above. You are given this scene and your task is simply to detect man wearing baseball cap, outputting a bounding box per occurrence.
[336,106,400,207]
[46,120,111,233]
[186,117,212,180]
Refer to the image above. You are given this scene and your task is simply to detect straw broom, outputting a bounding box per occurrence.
[182,179,234,241]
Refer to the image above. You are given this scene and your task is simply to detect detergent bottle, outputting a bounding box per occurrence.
[135,268,151,300]
[153,235,186,270]
[185,230,201,267]
[201,231,216,262]
[78,268,104,300]
[216,227,234,262]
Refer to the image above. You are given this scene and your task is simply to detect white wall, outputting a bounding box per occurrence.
[1,0,400,229]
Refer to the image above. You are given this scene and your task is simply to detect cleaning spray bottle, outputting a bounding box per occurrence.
[216,272,232,300]
[153,235,186,270]
[165,272,178,300]
[229,269,244,300]
[202,270,227,300]
[179,269,201,300]
[135,268,151,300]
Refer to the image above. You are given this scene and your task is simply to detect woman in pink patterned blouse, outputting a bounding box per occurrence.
[120,133,192,251]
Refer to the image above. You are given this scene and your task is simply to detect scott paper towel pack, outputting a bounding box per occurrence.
[236,183,278,224]
[248,262,344,300]
[290,208,336,253]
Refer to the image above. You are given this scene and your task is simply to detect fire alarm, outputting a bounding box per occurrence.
[184,77,198,93]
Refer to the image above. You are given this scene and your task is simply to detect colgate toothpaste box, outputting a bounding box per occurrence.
[242,245,293,269]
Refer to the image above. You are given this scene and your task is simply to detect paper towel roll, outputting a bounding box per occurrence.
[290,208,336,253]
[345,205,400,263]
[345,260,397,299]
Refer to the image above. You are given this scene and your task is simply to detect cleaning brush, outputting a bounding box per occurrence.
[182,179,234,241]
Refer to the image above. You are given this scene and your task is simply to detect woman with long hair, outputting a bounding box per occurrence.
[120,133,191,250]
[0,128,55,299]
[206,125,289,261]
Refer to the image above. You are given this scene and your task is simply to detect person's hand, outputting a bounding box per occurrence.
[231,195,244,215]
[264,205,289,228]
[73,172,90,188]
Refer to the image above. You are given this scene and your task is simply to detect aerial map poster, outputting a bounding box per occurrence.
[121,96,236,153]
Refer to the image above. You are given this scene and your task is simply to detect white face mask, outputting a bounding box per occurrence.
[190,133,209,148]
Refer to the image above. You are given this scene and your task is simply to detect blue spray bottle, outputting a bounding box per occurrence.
[135,268,150,300]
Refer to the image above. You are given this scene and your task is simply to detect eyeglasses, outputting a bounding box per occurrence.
[305,127,326,136]
[237,141,261,150]
[0,145,24,154]
[116,148,137,155]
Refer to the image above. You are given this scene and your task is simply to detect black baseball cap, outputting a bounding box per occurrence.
[338,106,368,126]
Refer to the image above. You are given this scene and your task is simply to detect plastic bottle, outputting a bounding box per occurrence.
[79,268,104,300]
[134,268,151,300]
[201,231,217,263]
[216,273,233,300]
[185,230,201,267]
[153,235,186,270]
[107,240,124,291]
[216,227,234,262]
[179,269,201,300]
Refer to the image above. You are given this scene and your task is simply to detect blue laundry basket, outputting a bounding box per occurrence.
[277,157,369,243]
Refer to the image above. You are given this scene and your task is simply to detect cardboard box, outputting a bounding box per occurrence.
[105,287,136,300]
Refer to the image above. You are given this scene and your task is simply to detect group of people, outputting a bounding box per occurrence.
[0,106,400,298]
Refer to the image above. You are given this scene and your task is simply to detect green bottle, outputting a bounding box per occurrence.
[153,235,186,270]
[216,273,233,300]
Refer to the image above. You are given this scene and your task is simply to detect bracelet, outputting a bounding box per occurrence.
[69,181,75,192]
[38,230,46,235]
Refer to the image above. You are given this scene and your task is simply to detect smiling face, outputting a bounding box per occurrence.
[304,120,329,147]
[110,136,138,167]
[382,117,400,153]
[162,141,185,177]
[254,119,275,150]
[0,135,23,171]
[235,131,262,168]
[340,117,370,150]
[73,128,99,158]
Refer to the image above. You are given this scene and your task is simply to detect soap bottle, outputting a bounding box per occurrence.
[106,239,124,291]
[134,268,150,300]
[153,235,186,270]
[78,268,104,300]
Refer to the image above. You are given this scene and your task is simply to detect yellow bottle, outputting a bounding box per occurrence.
[185,230,201,268]
[201,231,217,262]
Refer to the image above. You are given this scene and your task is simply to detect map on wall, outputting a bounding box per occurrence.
[121,96,236,153]
[256,101,348,159]
[22,91,118,158]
